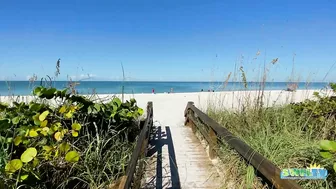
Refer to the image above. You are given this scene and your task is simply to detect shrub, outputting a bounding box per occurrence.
[0,86,143,188]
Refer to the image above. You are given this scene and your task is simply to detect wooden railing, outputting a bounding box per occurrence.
[118,102,153,189]
[184,101,302,189]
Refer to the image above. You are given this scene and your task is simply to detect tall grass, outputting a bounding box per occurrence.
[205,52,335,188]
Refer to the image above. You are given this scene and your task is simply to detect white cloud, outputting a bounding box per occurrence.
[69,73,96,80]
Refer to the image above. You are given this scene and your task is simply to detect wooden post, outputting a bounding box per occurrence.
[184,101,194,127]
[208,128,217,159]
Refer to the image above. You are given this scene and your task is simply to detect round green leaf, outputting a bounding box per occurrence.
[33,87,42,96]
[39,110,49,121]
[21,147,37,163]
[5,159,23,173]
[71,122,81,131]
[72,131,78,137]
[12,117,20,124]
[65,151,80,163]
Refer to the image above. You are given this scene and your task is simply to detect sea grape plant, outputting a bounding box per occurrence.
[0,86,143,187]
[291,83,336,174]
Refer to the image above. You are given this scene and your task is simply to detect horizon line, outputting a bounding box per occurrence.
[0,80,331,83]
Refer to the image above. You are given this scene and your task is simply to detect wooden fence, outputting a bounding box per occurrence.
[184,101,302,189]
[118,102,153,189]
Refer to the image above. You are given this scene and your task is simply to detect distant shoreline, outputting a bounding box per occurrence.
[0,81,331,96]
[0,80,331,83]
[0,88,332,98]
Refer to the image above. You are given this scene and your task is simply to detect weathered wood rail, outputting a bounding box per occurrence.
[118,102,153,189]
[184,101,303,189]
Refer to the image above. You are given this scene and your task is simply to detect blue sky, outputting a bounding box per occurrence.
[0,0,335,82]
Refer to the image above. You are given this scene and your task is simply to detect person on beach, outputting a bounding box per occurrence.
[152,88,155,94]
[201,89,203,92]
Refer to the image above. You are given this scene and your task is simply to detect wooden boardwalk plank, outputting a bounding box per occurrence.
[141,101,222,189]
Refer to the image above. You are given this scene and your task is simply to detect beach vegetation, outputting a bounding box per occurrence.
[206,53,336,188]
[0,86,143,189]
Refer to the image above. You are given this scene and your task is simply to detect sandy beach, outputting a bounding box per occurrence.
[0,89,332,110]
[0,89,333,126]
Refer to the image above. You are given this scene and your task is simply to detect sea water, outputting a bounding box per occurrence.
[0,81,330,96]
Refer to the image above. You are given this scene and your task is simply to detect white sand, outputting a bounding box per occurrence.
[1,89,333,127]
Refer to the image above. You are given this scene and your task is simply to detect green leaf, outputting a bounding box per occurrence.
[59,105,67,114]
[71,122,81,131]
[127,111,133,117]
[72,131,78,137]
[39,110,49,121]
[320,151,333,159]
[94,104,101,111]
[29,103,41,112]
[112,98,122,107]
[54,131,63,141]
[14,136,22,146]
[20,174,29,181]
[44,88,56,99]
[0,119,10,131]
[33,114,41,125]
[65,111,73,118]
[5,159,23,173]
[29,129,39,137]
[334,163,336,173]
[88,106,93,114]
[12,116,20,124]
[6,137,13,143]
[40,127,50,136]
[320,140,336,151]
[59,142,70,153]
[32,158,39,167]
[65,151,80,163]
[130,98,136,106]
[33,87,42,96]
[40,120,48,127]
[138,108,144,115]
[21,147,38,163]
[43,145,53,153]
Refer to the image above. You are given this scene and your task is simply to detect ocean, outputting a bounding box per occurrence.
[0,81,330,96]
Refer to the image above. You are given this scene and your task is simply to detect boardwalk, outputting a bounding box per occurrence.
[140,99,222,189]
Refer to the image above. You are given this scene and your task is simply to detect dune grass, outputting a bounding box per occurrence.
[206,88,335,188]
